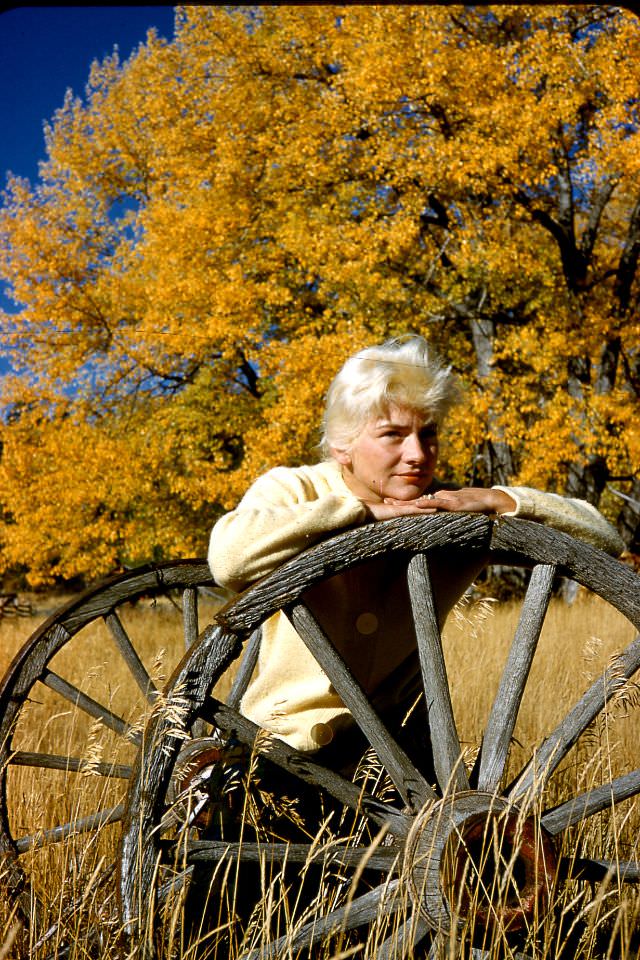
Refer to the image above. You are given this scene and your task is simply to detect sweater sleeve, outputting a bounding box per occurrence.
[493,485,625,557]
[209,466,368,592]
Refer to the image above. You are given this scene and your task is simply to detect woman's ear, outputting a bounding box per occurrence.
[331,445,351,467]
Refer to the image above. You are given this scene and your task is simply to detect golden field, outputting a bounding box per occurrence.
[0,588,639,959]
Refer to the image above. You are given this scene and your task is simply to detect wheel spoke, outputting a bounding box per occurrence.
[120,624,244,934]
[15,804,123,853]
[425,934,519,959]
[226,626,261,710]
[182,587,211,736]
[376,913,431,960]
[157,866,191,898]
[238,879,402,960]
[509,633,640,800]
[407,553,468,793]
[426,933,446,959]
[32,863,116,953]
[201,698,411,838]
[105,610,158,703]
[542,768,640,835]
[41,669,140,744]
[170,839,399,871]
[10,750,131,779]
[287,601,434,809]
[183,586,199,650]
[478,563,556,792]
[560,856,640,883]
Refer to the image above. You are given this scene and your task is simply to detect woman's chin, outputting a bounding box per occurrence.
[388,483,427,501]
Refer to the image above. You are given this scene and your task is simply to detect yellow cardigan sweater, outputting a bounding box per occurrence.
[208,460,624,752]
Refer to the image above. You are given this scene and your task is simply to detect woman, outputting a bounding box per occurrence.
[209,336,623,760]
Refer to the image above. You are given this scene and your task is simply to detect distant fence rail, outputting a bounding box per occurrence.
[0,593,32,621]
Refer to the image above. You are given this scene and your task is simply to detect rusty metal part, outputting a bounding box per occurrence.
[406,791,558,936]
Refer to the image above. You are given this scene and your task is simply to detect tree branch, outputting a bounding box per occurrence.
[614,194,640,316]
[579,176,618,261]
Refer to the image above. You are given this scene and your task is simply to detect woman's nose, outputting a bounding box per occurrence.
[404,434,428,462]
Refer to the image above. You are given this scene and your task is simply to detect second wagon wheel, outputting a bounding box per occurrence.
[0,559,225,957]
[119,514,640,960]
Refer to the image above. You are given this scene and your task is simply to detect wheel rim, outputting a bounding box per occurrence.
[119,515,640,959]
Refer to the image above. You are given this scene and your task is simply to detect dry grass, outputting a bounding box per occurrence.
[0,589,639,959]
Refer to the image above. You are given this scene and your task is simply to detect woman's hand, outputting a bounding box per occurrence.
[427,487,516,515]
[361,497,440,520]
[362,487,515,520]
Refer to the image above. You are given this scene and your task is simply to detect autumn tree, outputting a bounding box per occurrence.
[0,4,638,586]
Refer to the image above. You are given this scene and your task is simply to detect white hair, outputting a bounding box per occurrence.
[320,335,460,457]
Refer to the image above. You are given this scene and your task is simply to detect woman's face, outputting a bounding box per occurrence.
[334,404,439,502]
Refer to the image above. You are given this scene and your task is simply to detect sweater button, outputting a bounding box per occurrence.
[356,612,378,635]
[310,722,334,746]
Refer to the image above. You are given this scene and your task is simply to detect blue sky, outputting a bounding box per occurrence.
[1,5,176,183]
[0,5,177,371]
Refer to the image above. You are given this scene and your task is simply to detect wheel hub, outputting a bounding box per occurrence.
[406,792,558,935]
[168,736,246,828]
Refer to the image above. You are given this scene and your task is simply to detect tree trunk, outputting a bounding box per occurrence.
[615,478,640,556]
[469,315,515,487]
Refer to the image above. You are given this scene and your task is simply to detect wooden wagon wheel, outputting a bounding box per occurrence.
[119,514,640,959]
[0,559,219,956]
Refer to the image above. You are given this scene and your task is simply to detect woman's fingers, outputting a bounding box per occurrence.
[364,499,439,520]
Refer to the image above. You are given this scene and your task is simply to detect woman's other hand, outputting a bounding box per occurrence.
[362,487,515,520]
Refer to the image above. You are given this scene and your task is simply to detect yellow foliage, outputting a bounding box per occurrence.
[1,5,639,584]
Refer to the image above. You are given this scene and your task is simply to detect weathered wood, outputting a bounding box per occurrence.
[203,699,411,838]
[175,838,398,871]
[426,940,527,960]
[510,633,640,800]
[217,514,491,636]
[105,610,158,703]
[5,523,624,955]
[182,587,206,736]
[561,857,640,883]
[542,768,640,835]
[407,553,468,793]
[119,624,243,937]
[239,880,402,960]
[0,561,213,715]
[0,592,31,619]
[58,560,214,635]
[0,559,215,935]
[10,751,131,779]
[376,914,432,960]
[478,563,556,792]
[118,520,640,960]
[288,601,434,809]
[226,626,261,710]
[490,519,640,627]
[41,669,139,744]
[183,586,199,650]
[407,792,513,933]
[0,622,71,707]
[16,804,123,853]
